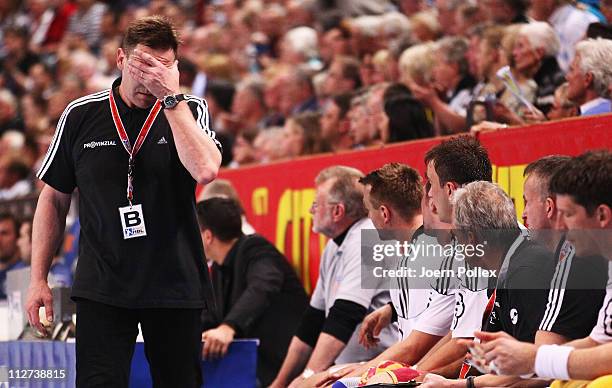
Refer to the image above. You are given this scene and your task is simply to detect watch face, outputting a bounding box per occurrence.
[164,95,177,108]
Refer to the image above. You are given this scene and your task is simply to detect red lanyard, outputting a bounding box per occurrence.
[109,91,162,206]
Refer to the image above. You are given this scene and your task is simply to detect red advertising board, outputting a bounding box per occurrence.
[201,115,612,293]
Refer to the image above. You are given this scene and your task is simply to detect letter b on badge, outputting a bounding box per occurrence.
[119,204,147,239]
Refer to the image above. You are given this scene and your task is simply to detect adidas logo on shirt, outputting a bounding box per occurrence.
[157,137,168,145]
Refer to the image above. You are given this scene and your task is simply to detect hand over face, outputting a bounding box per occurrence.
[127,48,180,100]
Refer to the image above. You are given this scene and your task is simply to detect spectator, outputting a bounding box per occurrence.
[252,126,285,163]
[0,26,39,96]
[319,93,353,152]
[204,79,236,133]
[0,212,26,299]
[546,82,579,120]
[199,179,255,235]
[0,154,32,200]
[483,0,529,24]
[382,83,433,142]
[226,78,267,134]
[279,67,319,118]
[397,42,436,88]
[410,37,476,134]
[16,219,31,265]
[270,166,397,388]
[409,10,441,42]
[279,111,329,159]
[455,3,484,37]
[230,130,259,169]
[348,92,380,148]
[0,89,24,135]
[565,38,612,116]
[279,26,318,66]
[66,0,107,52]
[513,22,565,115]
[364,83,388,141]
[397,0,426,17]
[197,197,308,386]
[320,24,353,65]
[325,55,362,96]
[435,0,460,36]
[529,0,599,72]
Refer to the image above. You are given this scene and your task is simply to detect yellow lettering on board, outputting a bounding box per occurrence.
[492,164,527,221]
[275,188,316,293]
[252,187,269,216]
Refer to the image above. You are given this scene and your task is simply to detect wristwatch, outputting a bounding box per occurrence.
[161,93,185,109]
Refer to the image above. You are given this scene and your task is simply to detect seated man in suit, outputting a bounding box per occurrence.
[197,197,309,386]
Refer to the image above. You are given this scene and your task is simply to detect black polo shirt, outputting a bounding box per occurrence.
[485,237,556,342]
[538,238,607,340]
[37,78,222,309]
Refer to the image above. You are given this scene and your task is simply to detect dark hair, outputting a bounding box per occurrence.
[334,56,362,90]
[122,15,180,54]
[383,84,433,142]
[332,93,353,119]
[359,163,423,221]
[550,150,612,215]
[196,198,243,242]
[6,158,30,181]
[424,135,492,186]
[0,212,20,236]
[290,111,330,155]
[205,79,236,112]
[524,155,571,197]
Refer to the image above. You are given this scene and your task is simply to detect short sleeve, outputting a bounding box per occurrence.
[334,232,380,309]
[37,101,78,193]
[185,95,223,153]
[310,249,328,311]
[451,288,489,338]
[590,289,612,344]
[413,290,455,336]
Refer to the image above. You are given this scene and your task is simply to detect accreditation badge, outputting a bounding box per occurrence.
[118,204,147,239]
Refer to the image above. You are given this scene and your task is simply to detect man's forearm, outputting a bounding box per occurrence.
[31,186,71,283]
[476,374,549,388]
[306,333,346,372]
[272,336,313,386]
[430,98,467,134]
[565,335,600,349]
[164,103,221,184]
[418,337,469,374]
[568,342,612,380]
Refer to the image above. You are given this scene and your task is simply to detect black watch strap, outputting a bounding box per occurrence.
[466,376,476,388]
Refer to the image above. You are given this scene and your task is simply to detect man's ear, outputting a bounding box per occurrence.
[596,204,612,228]
[117,47,126,71]
[203,229,213,244]
[545,197,556,220]
[333,202,346,221]
[380,205,391,225]
[446,181,458,197]
[584,71,594,89]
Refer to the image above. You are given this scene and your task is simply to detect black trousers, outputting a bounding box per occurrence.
[75,298,203,388]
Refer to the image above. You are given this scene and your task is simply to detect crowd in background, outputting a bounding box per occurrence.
[2,0,612,203]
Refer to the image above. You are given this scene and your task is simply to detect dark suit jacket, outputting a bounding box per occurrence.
[202,234,309,386]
